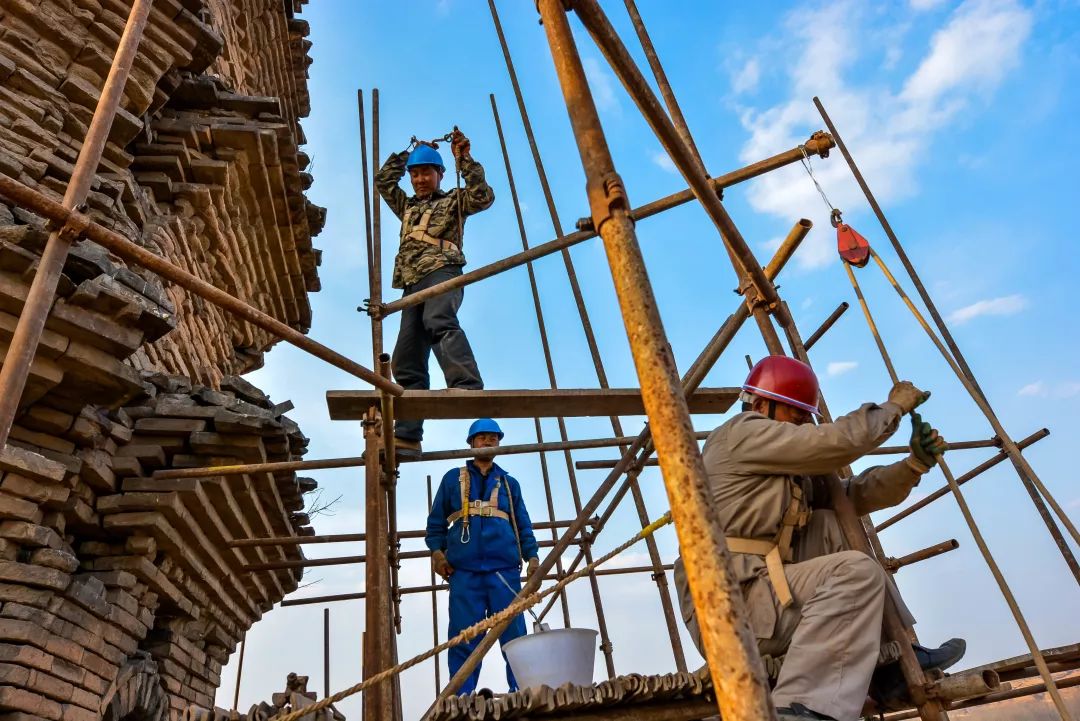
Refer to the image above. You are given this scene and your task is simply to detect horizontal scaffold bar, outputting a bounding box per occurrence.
[575,436,1006,470]
[326,387,739,421]
[227,518,592,547]
[151,431,715,480]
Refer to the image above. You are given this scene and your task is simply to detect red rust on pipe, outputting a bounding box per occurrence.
[0,176,401,396]
[0,0,155,448]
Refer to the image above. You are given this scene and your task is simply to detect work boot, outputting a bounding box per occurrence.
[776,703,836,719]
[393,437,422,462]
[914,637,966,672]
[869,638,967,711]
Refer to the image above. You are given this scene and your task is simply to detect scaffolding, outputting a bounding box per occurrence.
[0,2,1076,721]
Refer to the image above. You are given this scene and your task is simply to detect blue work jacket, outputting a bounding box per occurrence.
[426,460,539,572]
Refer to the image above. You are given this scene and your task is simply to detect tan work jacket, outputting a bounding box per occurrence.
[678,402,924,639]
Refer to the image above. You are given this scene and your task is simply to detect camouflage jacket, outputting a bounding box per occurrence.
[375,150,495,289]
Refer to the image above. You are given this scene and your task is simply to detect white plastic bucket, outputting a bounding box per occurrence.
[503,628,599,691]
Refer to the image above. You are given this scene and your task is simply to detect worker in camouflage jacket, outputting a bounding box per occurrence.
[674,357,965,721]
[426,419,539,695]
[376,129,495,456]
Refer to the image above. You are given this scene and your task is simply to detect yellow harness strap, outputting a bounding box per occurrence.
[726,482,811,609]
[403,208,458,250]
[446,467,510,524]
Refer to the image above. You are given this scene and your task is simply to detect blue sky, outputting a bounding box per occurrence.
[218,2,1079,718]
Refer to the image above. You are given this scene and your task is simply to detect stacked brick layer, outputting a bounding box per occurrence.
[0,0,323,384]
[0,0,328,718]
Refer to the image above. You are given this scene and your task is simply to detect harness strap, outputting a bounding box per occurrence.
[504,477,524,565]
[725,481,811,609]
[447,470,511,525]
[403,208,458,250]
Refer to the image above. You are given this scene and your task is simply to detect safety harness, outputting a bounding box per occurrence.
[445,466,523,561]
[725,480,811,608]
[402,206,458,251]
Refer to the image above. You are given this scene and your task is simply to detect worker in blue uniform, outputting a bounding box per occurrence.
[426,418,540,695]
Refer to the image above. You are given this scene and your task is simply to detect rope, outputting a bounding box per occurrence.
[266,512,673,721]
[798,144,837,216]
[843,246,1074,721]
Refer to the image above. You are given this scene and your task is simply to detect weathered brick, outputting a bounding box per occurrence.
[0,446,65,485]
[0,563,68,591]
[0,686,62,720]
[27,550,77,574]
[0,494,43,524]
[0,585,51,609]
[0,522,62,550]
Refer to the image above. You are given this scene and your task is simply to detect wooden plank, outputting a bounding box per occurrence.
[326,387,740,421]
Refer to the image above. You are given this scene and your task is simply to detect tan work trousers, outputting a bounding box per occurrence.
[759,550,886,721]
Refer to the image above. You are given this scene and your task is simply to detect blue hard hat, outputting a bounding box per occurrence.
[467,418,504,444]
[406,144,445,172]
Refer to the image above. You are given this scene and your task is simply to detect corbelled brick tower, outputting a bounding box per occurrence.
[0,1,329,719]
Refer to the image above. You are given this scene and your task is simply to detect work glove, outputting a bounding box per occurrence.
[526,557,539,577]
[908,412,947,471]
[450,128,470,162]
[887,380,930,415]
[431,549,453,580]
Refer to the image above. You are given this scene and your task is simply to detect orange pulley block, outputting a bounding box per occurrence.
[833,209,870,267]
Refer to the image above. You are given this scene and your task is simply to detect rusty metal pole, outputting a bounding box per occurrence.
[232,633,246,712]
[803,302,850,351]
[536,3,773,719]
[362,408,393,721]
[426,475,442,693]
[886,540,959,573]
[370,89,384,363]
[0,0,155,448]
[358,90,375,310]
[876,428,1051,532]
[816,97,1080,585]
[323,609,330,699]
[487,75,652,672]
[622,0,705,164]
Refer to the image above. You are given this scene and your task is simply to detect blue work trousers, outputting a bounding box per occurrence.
[447,568,527,694]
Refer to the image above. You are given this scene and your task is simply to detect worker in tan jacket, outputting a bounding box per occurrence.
[674,355,963,721]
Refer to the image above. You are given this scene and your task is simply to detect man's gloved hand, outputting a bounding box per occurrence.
[908,412,947,470]
[451,128,470,162]
[432,550,454,580]
[526,557,539,577]
[888,380,930,414]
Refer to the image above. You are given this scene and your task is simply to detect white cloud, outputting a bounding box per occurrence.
[947,293,1028,324]
[732,57,761,94]
[827,360,859,376]
[1018,381,1046,397]
[583,56,620,114]
[651,151,677,173]
[910,0,949,10]
[735,0,1032,270]
[1057,382,1080,399]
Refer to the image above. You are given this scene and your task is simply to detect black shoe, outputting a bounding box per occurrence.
[914,638,966,672]
[869,639,967,713]
[776,703,836,720]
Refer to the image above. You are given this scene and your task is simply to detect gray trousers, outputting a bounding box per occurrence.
[391,265,483,441]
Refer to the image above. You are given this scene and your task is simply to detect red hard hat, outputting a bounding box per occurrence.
[743,355,821,415]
